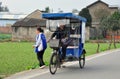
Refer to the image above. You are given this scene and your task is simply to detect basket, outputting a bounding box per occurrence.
[49,39,60,49]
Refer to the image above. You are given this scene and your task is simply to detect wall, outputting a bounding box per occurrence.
[0,27,12,34]
[12,26,36,41]
[109,8,118,14]
[85,27,90,40]
[88,2,109,23]
[0,19,17,26]
[12,26,50,41]
[88,2,118,28]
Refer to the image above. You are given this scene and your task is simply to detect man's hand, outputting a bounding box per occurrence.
[47,38,51,43]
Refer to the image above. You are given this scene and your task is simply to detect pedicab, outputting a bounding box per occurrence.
[42,13,87,74]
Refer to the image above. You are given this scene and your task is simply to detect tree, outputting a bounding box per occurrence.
[110,11,120,48]
[72,9,79,15]
[0,2,9,12]
[45,7,50,13]
[100,11,120,49]
[79,8,92,27]
[100,16,112,49]
[4,6,9,12]
[93,9,111,52]
[58,8,63,13]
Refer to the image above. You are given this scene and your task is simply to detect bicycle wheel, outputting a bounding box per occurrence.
[79,51,85,69]
[49,52,58,74]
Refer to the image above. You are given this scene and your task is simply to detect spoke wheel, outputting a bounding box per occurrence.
[49,52,58,75]
[79,51,85,69]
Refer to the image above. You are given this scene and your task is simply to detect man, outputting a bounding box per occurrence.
[48,25,68,62]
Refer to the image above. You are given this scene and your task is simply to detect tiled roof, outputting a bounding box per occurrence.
[87,0,109,8]
[12,9,46,27]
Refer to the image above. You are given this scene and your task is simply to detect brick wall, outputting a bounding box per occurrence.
[0,27,12,34]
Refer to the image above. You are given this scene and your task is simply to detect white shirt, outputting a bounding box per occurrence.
[34,33,43,51]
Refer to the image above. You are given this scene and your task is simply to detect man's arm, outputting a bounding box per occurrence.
[51,31,57,39]
[47,30,58,42]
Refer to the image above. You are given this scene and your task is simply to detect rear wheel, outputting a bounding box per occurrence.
[49,52,58,75]
[79,51,85,69]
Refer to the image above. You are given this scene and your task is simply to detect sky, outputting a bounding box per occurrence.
[0,0,120,14]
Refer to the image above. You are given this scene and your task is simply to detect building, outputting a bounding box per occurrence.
[0,12,27,27]
[86,0,119,39]
[12,9,46,41]
[0,2,27,34]
[0,12,27,34]
[0,2,26,27]
[87,0,118,28]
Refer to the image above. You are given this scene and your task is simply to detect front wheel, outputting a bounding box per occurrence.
[79,50,85,69]
[49,52,58,75]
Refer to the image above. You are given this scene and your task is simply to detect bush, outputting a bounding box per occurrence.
[0,34,11,41]
[90,35,104,40]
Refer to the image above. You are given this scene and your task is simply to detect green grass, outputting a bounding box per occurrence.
[85,43,120,56]
[0,42,52,76]
[0,42,120,78]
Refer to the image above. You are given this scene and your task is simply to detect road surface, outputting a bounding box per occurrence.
[5,49,120,79]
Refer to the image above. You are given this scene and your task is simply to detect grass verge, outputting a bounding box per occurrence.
[0,42,120,78]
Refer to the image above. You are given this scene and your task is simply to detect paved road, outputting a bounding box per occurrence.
[5,49,120,79]
[31,49,120,79]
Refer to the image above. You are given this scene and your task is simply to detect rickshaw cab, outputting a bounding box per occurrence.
[43,13,86,59]
[42,13,87,74]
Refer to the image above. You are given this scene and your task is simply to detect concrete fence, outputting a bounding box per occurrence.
[0,27,12,34]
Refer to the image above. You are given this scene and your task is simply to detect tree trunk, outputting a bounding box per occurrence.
[113,32,117,48]
[96,42,100,53]
[108,35,112,50]
[117,30,120,43]
[96,39,100,53]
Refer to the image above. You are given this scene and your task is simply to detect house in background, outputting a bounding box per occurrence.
[85,0,119,39]
[0,12,27,34]
[0,2,27,34]
[12,9,46,41]
[87,0,118,28]
[0,12,27,27]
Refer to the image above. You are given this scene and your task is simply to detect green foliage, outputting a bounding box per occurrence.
[0,77,2,79]
[79,8,92,27]
[90,35,104,40]
[0,34,11,41]
[111,11,120,20]
[45,7,50,13]
[110,11,120,31]
[100,11,120,32]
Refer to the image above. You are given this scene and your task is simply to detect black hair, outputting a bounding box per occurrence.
[37,27,44,33]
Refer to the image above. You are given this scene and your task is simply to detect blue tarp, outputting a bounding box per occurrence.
[42,13,87,22]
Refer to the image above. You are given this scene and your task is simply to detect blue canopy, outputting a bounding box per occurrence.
[42,13,87,22]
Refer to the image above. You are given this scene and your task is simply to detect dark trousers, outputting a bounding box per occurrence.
[61,38,72,60]
[37,50,45,67]
[61,45,67,60]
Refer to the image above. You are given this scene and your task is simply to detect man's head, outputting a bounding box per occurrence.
[59,25,65,30]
